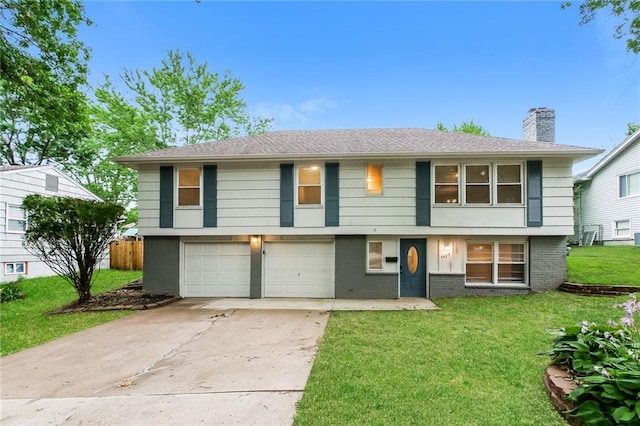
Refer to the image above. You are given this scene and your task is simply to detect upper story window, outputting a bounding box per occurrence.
[7,205,27,233]
[465,165,490,203]
[298,166,322,205]
[496,165,522,203]
[619,172,640,198]
[434,165,459,204]
[435,163,522,205]
[367,165,383,195]
[178,168,201,206]
[45,174,59,192]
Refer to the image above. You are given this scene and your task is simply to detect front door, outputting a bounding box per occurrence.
[400,239,426,297]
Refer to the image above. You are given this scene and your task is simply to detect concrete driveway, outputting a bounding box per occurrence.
[1,300,329,425]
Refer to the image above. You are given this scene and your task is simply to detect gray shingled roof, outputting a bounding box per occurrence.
[114,128,602,166]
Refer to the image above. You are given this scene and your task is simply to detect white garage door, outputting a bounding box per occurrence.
[183,243,250,297]
[264,242,334,298]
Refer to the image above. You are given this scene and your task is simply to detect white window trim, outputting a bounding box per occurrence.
[6,204,27,234]
[464,241,528,287]
[433,163,460,204]
[433,163,524,206]
[366,164,384,196]
[4,261,27,275]
[618,171,640,199]
[464,164,492,204]
[176,167,202,208]
[367,241,384,272]
[612,219,632,239]
[296,165,324,207]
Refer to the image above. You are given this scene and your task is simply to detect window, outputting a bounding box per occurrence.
[45,174,59,192]
[4,262,26,275]
[7,205,27,233]
[367,164,383,195]
[496,165,522,203]
[368,241,383,270]
[434,163,523,205]
[178,168,200,206]
[466,242,526,285]
[298,166,321,205]
[619,172,640,198]
[465,165,490,204]
[497,243,525,283]
[466,243,493,282]
[614,219,631,238]
[435,165,459,203]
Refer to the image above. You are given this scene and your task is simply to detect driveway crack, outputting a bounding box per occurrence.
[103,311,235,392]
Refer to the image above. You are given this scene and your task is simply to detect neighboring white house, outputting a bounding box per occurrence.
[575,129,640,245]
[0,165,102,282]
[115,108,602,299]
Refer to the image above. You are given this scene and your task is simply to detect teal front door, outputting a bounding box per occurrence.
[400,239,426,297]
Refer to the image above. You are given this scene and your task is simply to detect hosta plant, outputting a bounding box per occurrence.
[543,294,640,425]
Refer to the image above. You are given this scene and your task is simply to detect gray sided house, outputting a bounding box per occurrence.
[574,129,640,245]
[116,108,602,299]
[0,165,103,282]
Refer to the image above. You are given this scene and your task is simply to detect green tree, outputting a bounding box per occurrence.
[22,195,124,303]
[563,0,640,53]
[627,122,640,135]
[0,0,92,165]
[69,78,161,205]
[436,120,491,136]
[121,49,272,146]
[68,50,272,205]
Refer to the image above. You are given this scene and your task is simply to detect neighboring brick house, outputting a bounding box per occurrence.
[115,108,601,299]
[574,129,640,245]
[0,165,103,282]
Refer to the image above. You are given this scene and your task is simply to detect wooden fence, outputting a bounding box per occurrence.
[110,240,144,271]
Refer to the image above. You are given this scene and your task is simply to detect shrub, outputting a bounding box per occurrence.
[0,281,25,303]
[542,294,640,425]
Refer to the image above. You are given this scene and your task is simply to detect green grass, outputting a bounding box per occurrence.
[295,292,629,426]
[0,270,142,356]
[567,246,640,285]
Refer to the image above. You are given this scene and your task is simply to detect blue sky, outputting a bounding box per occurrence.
[81,1,639,172]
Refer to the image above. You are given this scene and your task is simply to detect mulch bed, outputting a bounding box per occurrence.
[47,279,181,315]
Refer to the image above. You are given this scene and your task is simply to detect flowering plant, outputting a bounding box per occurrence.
[542,294,640,425]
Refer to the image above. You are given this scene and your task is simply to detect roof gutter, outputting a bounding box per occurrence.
[115,149,603,169]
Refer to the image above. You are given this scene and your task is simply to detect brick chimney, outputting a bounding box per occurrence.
[523,107,555,142]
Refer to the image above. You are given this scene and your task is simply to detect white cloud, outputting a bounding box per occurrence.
[253,96,338,129]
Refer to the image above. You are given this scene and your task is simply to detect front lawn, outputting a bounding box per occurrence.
[295,292,629,425]
[0,270,142,356]
[567,246,640,285]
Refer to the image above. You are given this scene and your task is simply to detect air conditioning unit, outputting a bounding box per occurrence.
[635,232,640,246]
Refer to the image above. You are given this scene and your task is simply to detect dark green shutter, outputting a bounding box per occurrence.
[325,163,339,226]
[203,165,217,227]
[159,166,174,228]
[416,161,431,226]
[280,164,294,227]
[527,160,543,227]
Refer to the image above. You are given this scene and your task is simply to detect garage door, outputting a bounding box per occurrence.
[183,243,250,297]
[264,242,334,298]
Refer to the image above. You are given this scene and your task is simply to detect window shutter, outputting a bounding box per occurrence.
[325,163,339,226]
[159,166,174,228]
[416,161,431,226]
[203,165,217,227]
[280,164,294,227]
[527,160,543,227]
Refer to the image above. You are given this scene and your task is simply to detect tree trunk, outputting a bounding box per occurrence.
[78,285,92,303]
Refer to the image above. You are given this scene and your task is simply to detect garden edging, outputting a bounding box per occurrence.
[543,365,581,426]
[559,282,638,296]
